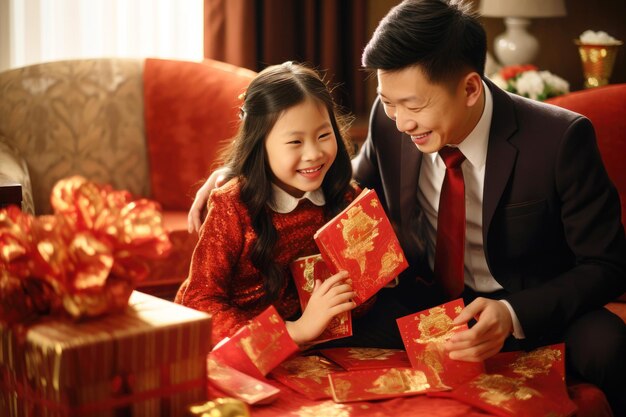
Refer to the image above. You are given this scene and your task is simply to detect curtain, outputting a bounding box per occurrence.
[1,0,203,72]
[204,0,368,115]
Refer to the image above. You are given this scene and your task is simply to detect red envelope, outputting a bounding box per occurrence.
[429,344,576,417]
[209,305,299,380]
[328,367,447,403]
[397,298,484,389]
[314,188,408,305]
[290,254,352,343]
[320,347,411,371]
[207,358,280,405]
[269,355,344,400]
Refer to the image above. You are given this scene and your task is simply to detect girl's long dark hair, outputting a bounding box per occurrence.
[224,62,354,303]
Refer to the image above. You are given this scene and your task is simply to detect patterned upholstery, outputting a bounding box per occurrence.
[0,59,149,215]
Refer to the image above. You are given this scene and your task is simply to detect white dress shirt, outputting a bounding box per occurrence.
[417,82,525,338]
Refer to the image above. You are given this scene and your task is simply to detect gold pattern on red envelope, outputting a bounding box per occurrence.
[290,254,352,343]
[211,306,299,379]
[397,299,485,389]
[320,347,411,371]
[270,355,343,400]
[428,344,576,417]
[314,189,408,305]
[294,401,352,417]
[207,359,280,405]
[471,374,542,408]
[328,367,439,402]
[235,308,299,375]
[509,347,562,379]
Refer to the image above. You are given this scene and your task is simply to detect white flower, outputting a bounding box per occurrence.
[516,71,545,101]
[488,65,570,101]
[579,30,621,45]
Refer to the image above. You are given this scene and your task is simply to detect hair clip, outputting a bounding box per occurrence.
[238,90,247,101]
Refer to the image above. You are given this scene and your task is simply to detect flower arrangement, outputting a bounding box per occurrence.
[490,64,570,101]
[0,176,172,324]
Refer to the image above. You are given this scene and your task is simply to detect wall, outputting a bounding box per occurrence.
[478,0,626,91]
[364,0,626,105]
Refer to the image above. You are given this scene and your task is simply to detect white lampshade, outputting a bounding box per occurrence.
[479,0,566,19]
[480,0,567,66]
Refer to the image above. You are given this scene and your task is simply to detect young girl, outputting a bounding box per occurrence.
[175,62,359,347]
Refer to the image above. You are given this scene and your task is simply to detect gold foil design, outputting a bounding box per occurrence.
[278,356,334,384]
[471,374,541,408]
[347,348,395,361]
[188,398,250,417]
[510,347,561,379]
[379,242,404,278]
[295,401,352,417]
[415,306,457,344]
[418,346,448,390]
[340,205,381,274]
[301,256,323,293]
[364,368,430,394]
[238,327,281,375]
[269,313,280,325]
[330,378,352,401]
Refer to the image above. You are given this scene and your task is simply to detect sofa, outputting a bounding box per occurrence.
[0,57,256,300]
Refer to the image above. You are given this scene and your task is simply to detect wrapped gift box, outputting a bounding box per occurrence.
[0,291,212,417]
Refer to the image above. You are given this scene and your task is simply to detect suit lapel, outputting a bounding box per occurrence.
[483,79,519,244]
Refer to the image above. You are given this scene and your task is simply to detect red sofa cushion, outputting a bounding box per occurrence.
[546,84,626,226]
[143,58,255,211]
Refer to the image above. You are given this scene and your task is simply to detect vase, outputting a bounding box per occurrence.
[575,40,623,88]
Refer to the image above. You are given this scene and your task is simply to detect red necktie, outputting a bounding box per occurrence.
[434,147,466,299]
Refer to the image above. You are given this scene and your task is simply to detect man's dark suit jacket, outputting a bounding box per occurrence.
[352,78,626,340]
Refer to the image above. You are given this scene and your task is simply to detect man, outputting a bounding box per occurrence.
[189,0,626,412]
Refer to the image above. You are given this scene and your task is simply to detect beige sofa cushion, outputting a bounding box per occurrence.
[0,59,149,214]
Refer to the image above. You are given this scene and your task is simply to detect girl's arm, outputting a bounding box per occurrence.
[178,189,251,344]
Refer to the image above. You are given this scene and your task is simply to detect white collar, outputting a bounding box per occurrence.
[427,80,493,169]
[268,183,326,213]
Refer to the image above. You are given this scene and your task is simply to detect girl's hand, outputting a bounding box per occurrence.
[286,271,356,345]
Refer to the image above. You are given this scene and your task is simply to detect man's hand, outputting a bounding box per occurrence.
[187,167,230,233]
[444,297,513,362]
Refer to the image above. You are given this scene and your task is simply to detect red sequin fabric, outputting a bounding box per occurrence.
[176,180,330,344]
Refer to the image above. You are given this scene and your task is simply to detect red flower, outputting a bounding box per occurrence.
[500,64,538,81]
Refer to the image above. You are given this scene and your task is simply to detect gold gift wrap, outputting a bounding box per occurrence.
[0,291,212,417]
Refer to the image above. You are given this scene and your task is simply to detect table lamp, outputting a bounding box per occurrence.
[480,0,566,66]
